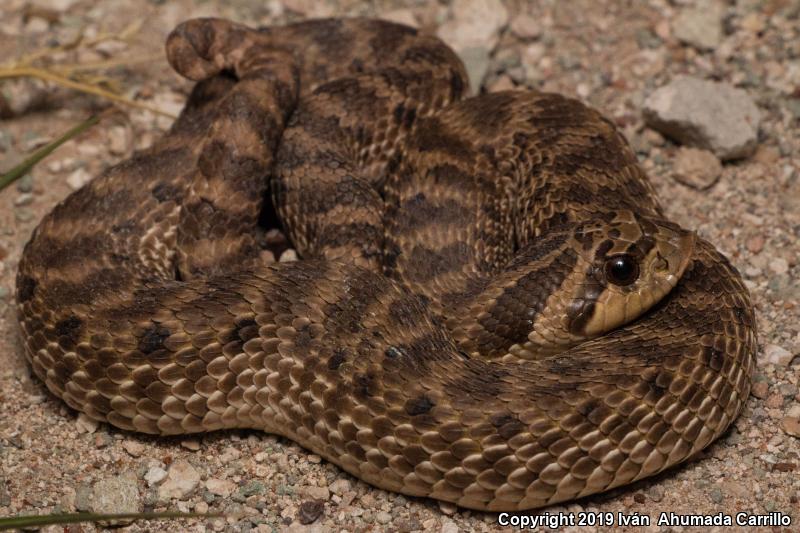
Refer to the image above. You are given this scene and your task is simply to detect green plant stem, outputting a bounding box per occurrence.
[0,114,100,192]
[0,511,217,530]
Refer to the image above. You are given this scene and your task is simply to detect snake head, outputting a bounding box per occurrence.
[565,211,696,338]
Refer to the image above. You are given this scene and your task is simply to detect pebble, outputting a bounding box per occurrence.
[510,14,542,40]
[379,9,417,28]
[279,249,298,262]
[769,258,789,275]
[328,478,351,495]
[437,0,507,90]
[14,193,33,206]
[122,439,145,457]
[298,499,325,524]
[671,147,723,189]
[765,393,784,409]
[75,483,92,511]
[441,519,459,533]
[437,0,508,51]
[438,500,457,515]
[376,511,392,524]
[180,438,201,451]
[646,484,665,502]
[643,76,761,160]
[300,485,330,501]
[746,234,765,254]
[751,381,769,399]
[15,174,33,192]
[66,167,91,190]
[673,2,724,51]
[90,471,141,520]
[158,459,200,500]
[709,486,724,503]
[144,465,168,487]
[458,46,491,90]
[762,344,794,366]
[108,125,128,155]
[195,501,209,514]
[206,478,236,497]
[782,416,800,438]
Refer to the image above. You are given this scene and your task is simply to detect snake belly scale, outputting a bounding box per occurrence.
[15,18,756,511]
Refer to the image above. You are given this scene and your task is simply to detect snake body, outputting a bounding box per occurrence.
[16,18,756,511]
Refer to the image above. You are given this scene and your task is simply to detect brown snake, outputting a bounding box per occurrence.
[16,18,756,511]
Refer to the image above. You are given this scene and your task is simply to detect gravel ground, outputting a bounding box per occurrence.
[0,1,798,532]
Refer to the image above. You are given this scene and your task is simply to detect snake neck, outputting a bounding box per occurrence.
[442,213,695,360]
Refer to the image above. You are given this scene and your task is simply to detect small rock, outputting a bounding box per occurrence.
[144,466,168,487]
[90,471,141,523]
[438,500,457,515]
[643,76,761,160]
[279,249,298,262]
[108,126,128,155]
[709,486,724,504]
[459,46,491,92]
[307,454,322,464]
[24,17,50,34]
[328,479,351,495]
[510,14,542,40]
[721,480,749,499]
[14,193,33,206]
[441,520,459,533]
[298,499,324,525]
[122,440,145,457]
[671,147,723,189]
[94,433,112,448]
[300,486,330,501]
[180,438,201,451]
[739,12,766,34]
[647,485,665,502]
[782,416,800,438]
[158,460,200,500]
[488,75,516,92]
[751,381,769,399]
[220,446,241,463]
[14,208,35,223]
[763,344,794,365]
[16,174,34,193]
[206,478,236,497]
[195,501,209,514]
[379,9,418,28]
[746,235,765,254]
[769,258,789,275]
[673,2,724,51]
[765,393,784,409]
[437,0,508,51]
[376,511,392,524]
[75,483,92,511]
[66,167,91,190]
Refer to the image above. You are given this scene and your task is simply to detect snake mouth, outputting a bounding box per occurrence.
[658,228,697,287]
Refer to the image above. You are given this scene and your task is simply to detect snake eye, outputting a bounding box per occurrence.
[604,254,639,286]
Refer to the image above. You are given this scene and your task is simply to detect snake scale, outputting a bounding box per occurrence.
[16,18,756,511]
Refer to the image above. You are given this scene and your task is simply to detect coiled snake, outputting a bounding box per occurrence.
[16,18,756,511]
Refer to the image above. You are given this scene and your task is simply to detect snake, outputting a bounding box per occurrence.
[15,18,756,511]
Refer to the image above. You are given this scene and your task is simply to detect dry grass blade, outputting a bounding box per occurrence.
[0,115,100,192]
[0,17,176,119]
[0,66,174,117]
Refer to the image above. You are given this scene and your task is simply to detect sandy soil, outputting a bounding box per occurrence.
[0,1,798,532]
